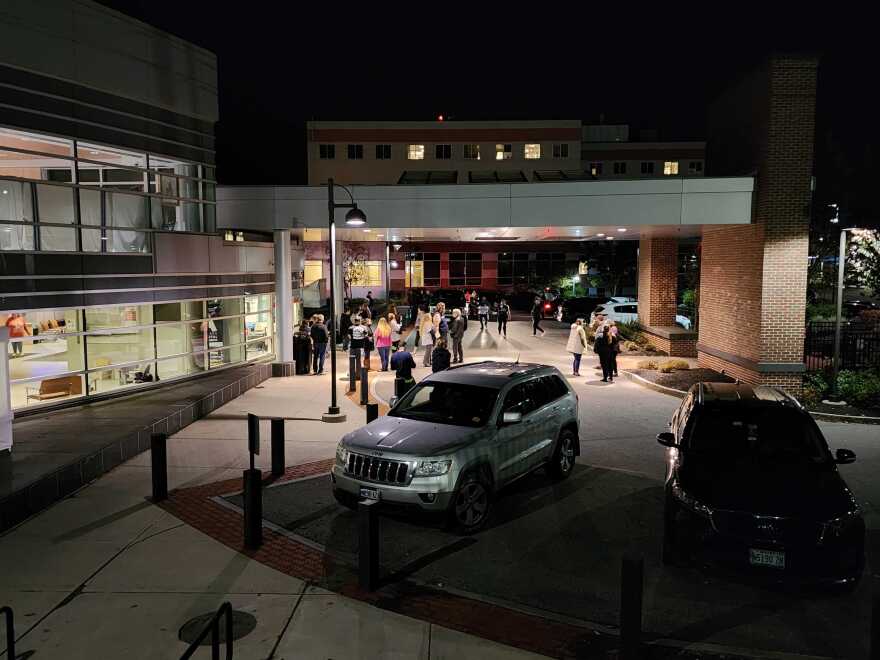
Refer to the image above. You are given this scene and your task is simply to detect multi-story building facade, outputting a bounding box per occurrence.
[0,0,280,413]
[579,124,705,180]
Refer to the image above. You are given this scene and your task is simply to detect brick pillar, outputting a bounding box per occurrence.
[697,55,817,395]
[638,237,678,327]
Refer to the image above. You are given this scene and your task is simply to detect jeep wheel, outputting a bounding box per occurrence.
[548,429,576,481]
[449,472,491,534]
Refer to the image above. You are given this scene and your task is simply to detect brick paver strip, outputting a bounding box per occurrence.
[159,458,591,658]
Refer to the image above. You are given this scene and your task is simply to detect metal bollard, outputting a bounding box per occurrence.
[150,432,168,502]
[349,355,357,392]
[872,578,880,660]
[270,418,285,477]
[620,555,644,660]
[2,605,15,660]
[243,468,263,549]
[360,366,369,405]
[359,499,379,591]
[366,403,379,423]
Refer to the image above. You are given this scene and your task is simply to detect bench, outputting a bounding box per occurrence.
[26,375,83,401]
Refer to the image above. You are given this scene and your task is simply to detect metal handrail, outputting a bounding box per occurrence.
[179,601,233,660]
[1,606,15,660]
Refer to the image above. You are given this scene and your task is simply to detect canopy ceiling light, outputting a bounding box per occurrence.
[344,207,367,227]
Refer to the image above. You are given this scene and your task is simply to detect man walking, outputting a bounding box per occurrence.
[450,308,465,363]
[531,297,546,337]
[497,298,510,337]
[478,298,489,331]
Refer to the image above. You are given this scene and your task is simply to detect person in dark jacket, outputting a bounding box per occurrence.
[449,308,466,363]
[497,299,510,337]
[390,348,417,396]
[594,323,616,382]
[431,337,451,373]
[310,315,329,374]
[531,297,546,336]
[339,308,352,351]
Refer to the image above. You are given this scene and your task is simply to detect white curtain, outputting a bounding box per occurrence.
[0,181,35,250]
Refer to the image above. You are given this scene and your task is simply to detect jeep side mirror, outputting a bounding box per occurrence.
[657,432,677,448]
[389,396,398,408]
[835,448,856,465]
[502,411,522,425]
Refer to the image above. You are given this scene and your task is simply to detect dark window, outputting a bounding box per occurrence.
[613,162,627,175]
[319,144,335,159]
[347,144,364,160]
[542,375,570,402]
[449,252,482,286]
[435,144,452,160]
[424,252,441,287]
[615,304,637,314]
[376,144,392,159]
[502,383,528,415]
[641,161,655,175]
[688,160,703,173]
[552,144,569,158]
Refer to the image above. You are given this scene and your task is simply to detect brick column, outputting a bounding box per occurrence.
[697,55,816,395]
[637,237,678,327]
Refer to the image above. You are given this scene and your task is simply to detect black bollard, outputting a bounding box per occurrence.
[270,418,285,477]
[358,499,379,591]
[243,468,263,549]
[394,377,405,398]
[366,403,379,423]
[360,366,369,405]
[872,578,880,660]
[620,555,644,660]
[247,413,260,460]
[349,354,357,392]
[150,432,168,502]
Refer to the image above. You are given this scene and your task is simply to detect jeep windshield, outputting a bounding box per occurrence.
[389,381,499,428]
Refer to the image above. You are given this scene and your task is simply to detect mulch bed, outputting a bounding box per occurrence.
[809,400,880,419]
[629,367,735,391]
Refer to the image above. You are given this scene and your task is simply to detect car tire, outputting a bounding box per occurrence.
[332,488,358,511]
[448,470,492,535]
[548,429,577,481]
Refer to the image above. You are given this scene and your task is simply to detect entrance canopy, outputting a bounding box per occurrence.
[217,177,754,241]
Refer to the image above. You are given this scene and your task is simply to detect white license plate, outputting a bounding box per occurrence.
[359,486,380,501]
[749,548,785,569]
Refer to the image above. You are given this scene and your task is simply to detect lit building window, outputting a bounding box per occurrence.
[319,144,335,159]
[435,144,452,159]
[463,144,480,160]
[663,161,679,175]
[524,144,541,160]
[408,144,425,160]
[347,144,364,160]
[688,160,703,173]
[303,260,323,285]
[495,144,512,160]
[349,260,383,286]
[552,144,569,158]
[224,230,234,241]
[375,144,392,160]
[589,162,603,177]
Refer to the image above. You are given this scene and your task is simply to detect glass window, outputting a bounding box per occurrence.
[85,326,155,370]
[0,128,74,182]
[423,253,441,287]
[496,144,512,160]
[641,161,655,175]
[85,304,153,330]
[350,261,382,287]
[463,144,480,160]
[12,373,86,409]
[664,161,679,175]
[589,162,603,177]
[36,183,76,251]
[375,144,392,160]
[407,145,425,160]
[154,353,204,380]
[435,144,452,160]
[156,323,193,358]
[689,160,703,173]
[613,162,627,175]
[304,260,323,285]
[148,156,198,180]
[203,204,216,233]
[207,297,243,318]
[78,143,146,169]
[524,144,541,160]
[106,191,148,229]
[319,144,335,159]
[552,144,569,159]
[347,144,364,160]
[0,180,35,250]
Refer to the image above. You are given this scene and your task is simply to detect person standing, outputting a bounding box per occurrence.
[295,320,313,374]
[375,317,393,371]
[464,289,471,307]
[594,323,615,382]
[431,337,451,373]
[339,307,352,352]
[478,298,489,331]
[359,302,372,322]
[420,307,435,367]
[366,290,374,313]
[310,314,329,375]
[349,316,367,370]
[435,303,448,340]
[388,312,402,350]
[449,308,465,364]
[566,318,587,376]
[5,313,29,356]
[363,320,375,371]
[531,297,546,336]
[497,298,510,337]
[608,320,621,377]
[390,346,417,396]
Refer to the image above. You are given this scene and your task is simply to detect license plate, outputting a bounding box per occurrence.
[359,486,380,501]
[749,548,785,569]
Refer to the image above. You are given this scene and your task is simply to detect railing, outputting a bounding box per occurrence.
[179,601,233,660]
[1,606,15,660]
[804,320,880,371]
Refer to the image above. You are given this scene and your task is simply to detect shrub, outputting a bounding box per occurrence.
[644,342,658,353]
[806,302,837,321]
[662,359,690,370]
[859,309,880,328]
[800,385,824,409]
[836,370,880,407]
[637,360,659,370]
[659,364,676,373]
[624,340,640,352]
[617,320,643,342]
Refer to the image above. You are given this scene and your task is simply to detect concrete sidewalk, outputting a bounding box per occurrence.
[0,367,548,659]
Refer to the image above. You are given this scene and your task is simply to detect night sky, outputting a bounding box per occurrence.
[97,3,877,225]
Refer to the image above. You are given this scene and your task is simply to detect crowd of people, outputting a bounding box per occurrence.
[566,314,620,383]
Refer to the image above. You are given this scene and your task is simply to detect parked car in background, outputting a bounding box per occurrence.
[560,297,610,322]
[844,300,879,319]
[331,361,580,533]
[658,382,864,587]
[428,289,467,317]
[590,300,691,328]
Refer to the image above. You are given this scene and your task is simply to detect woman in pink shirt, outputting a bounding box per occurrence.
[374,317,393,371]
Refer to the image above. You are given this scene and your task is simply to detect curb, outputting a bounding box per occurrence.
[619,370,686,399]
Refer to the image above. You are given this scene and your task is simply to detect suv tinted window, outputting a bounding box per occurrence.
[502,383,528,415]
[540,375,569,402]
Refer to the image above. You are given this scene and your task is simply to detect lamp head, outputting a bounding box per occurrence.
[344,207,367,227]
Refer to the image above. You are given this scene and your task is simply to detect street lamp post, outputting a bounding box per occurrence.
[324,178,367,423]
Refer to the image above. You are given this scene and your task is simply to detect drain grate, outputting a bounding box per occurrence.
[178,609,257,646]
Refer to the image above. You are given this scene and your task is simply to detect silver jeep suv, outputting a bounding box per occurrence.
[330,362,580,533]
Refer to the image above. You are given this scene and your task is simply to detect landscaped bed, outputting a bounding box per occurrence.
[628,367,735,391]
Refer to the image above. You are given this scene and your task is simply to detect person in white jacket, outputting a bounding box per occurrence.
[565,318,588,376]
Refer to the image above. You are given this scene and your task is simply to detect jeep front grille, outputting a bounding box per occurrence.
[346,453,410,485]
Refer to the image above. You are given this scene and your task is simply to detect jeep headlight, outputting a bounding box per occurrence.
[671,482,712,518]
[335,443,349,467]
[414,460,452,477]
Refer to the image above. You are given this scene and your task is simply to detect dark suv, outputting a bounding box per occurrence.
[658,382,864,586]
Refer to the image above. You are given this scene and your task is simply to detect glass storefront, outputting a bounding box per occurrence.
[3,294,274,410]
[0,125,217,254]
